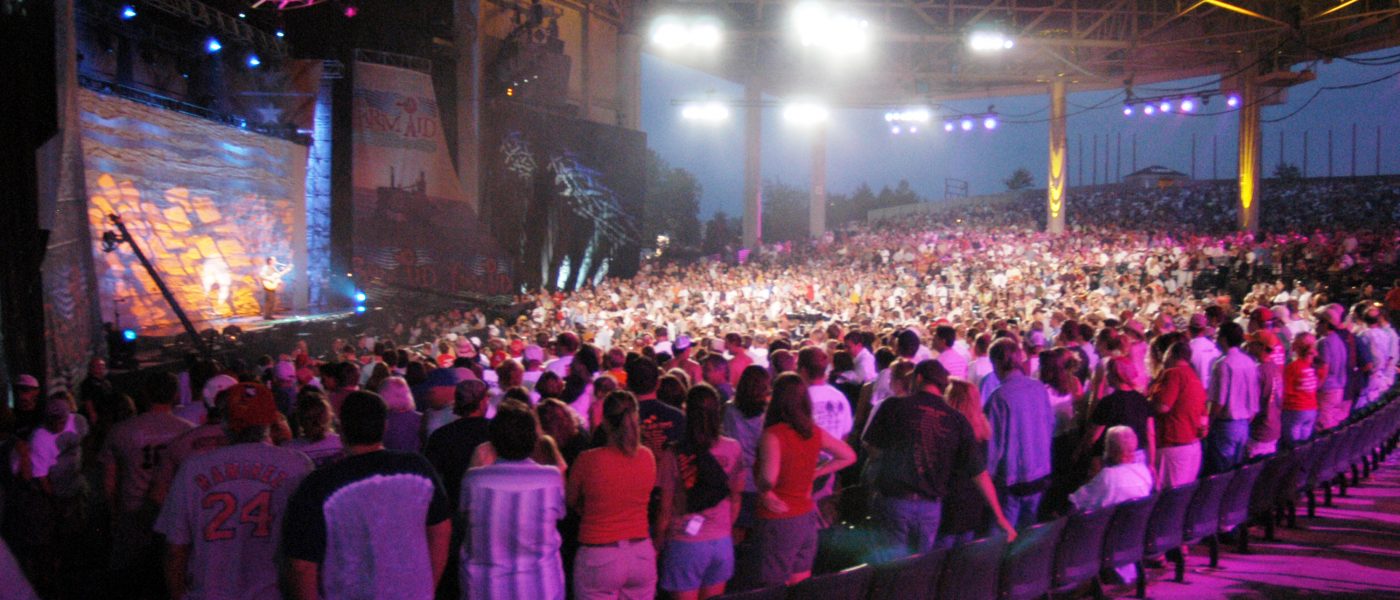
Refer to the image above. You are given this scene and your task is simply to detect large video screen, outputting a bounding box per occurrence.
[482,103,647,291]
[80,89,308,333]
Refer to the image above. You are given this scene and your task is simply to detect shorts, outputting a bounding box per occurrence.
[659,537,735,592]
[753,511,819,586]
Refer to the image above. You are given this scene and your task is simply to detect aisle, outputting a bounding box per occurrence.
[1112,454,1400,599]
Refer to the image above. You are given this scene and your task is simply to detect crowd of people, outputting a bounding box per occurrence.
[2,179,1400,600]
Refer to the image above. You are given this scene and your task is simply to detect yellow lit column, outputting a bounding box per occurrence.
[1237,73,1262,232]
[1047,79,1068,234]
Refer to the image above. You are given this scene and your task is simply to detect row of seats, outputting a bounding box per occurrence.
[720,392,1400,600]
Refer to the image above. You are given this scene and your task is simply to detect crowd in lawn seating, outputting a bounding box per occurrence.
[2,178,1400,600]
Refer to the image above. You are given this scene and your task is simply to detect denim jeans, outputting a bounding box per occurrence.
[1000,491,1043,529]
[1206,419,1249,474]
[1280,410,1317,447]
[872,495,943,554]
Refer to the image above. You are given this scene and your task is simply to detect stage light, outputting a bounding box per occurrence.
[246,53,262,68]
[1159,101,1172,113]
[343,3,358,18]
[1180,98,1196,112]
[792,2,870,54]
[1123,105,1134,116]
[884,108,932,124]
[960,118,974,131]
[968,30,1015,52]
[355,305,367,314]
[891,126,901,135]
[680,101,730,122]
[275,29,286,38]
[944,121,954,132]
[650,17,723,52]
[122,329,138,342]
[782,102,829,125]
[1143,105,1156,115]
[908,126,918,133]
[1226,94,1241,108]
[205,37,222,53]
[120,5,137,19]
[238,11,247,18]
[354,291,367,303]
[983,116,998,130]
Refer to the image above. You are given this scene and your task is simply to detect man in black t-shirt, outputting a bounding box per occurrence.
[628,357,685,454]
[423,379,492,511]
[863,361,1017,552]
[283,391,452,600]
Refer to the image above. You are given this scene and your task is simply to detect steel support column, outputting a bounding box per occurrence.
[1047,79,1068,234]
[1237,73,1262,232]
[809,125,826,239]
[742,81,763,249]
[453,0,482,211]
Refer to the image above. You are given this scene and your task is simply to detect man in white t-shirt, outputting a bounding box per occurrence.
[843,331,878,385]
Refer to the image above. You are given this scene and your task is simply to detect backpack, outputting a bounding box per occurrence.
[677,442,731,515]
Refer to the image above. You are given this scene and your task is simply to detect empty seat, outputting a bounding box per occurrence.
[1248,452,1297,540]
[1051,505,1115,595]
[867,548,948,600]
[1180,471,1236,582]
[1217,459,1265,560]
[1000,517,1066,600]
[1101,494,1159,599]
[937,534,1007,600]
[1142,481,1197,586]
[787,564,872,600]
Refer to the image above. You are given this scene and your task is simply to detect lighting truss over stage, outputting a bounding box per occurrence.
[249,0,331,9]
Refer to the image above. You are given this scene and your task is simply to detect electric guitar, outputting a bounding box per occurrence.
[260,262,294,292]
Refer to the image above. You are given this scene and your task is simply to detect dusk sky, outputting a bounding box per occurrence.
[639,48,1400,219]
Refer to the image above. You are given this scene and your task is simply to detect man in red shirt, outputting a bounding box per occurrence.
[1149,340,1208,490]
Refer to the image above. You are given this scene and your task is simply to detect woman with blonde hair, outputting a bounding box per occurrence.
[937,378,993,548]
[285,388,342,466]
[377,376,423,453]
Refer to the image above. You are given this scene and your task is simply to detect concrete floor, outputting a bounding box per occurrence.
[1108,454,1400,599]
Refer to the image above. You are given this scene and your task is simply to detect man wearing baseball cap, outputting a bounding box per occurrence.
[154,382,313,600]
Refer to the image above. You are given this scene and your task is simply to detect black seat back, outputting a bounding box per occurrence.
[938,534,1007,600]
[787,564,873,600]
[1183,471,1235,543]
[1052,505,1115,592]
[1000,517,1067,600]
[867,548,948,600]
[1101,494,1158,569]
[1220,459,1265,532]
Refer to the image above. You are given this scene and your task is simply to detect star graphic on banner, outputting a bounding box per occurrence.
[254,105,284,124]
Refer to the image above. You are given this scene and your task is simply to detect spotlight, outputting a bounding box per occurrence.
[908,126,918,133]
[246,53,262,68]
[983,116,998,130]
[690,22,722,49]
[1123,105,1134,116]
[355,305,367,314]
[968,30,1015,52]
[120,5,137,19]
[960,118,974,131]
[122,329,138,342]
[650,17,723,51]
[891,126,901,135]
[680,101,730,122]
[1159,101,1172,112]
[205,37,222,53]
[792,2,870,54]
[944,121,954,132]
[354,291,367,303]
[275,29,286,38]
[782,102,829,125]
[237,11,247,18]
[1180,98,1196,112]
[1226,94,1241,108]
[343,3,358,18]
[1143,105,1156,115]
[651,19,688,50]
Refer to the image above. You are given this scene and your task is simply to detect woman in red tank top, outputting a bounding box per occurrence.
[751,373,856,587]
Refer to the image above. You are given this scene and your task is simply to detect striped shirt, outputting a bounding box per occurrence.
[460,460,565,600]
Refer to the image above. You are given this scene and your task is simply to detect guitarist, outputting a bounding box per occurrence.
[258,257,293,320]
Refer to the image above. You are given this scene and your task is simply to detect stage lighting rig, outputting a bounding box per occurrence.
[941,107,999,133]
[680,101,730,123]
[649,16,723,52]
[792,2,870,55]
[782,102,829,125]
[968,29,1015,52]
[885,108,932,135]
[1124,92,1230,117]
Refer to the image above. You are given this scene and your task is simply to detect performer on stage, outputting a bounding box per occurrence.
[258,257,293,320]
